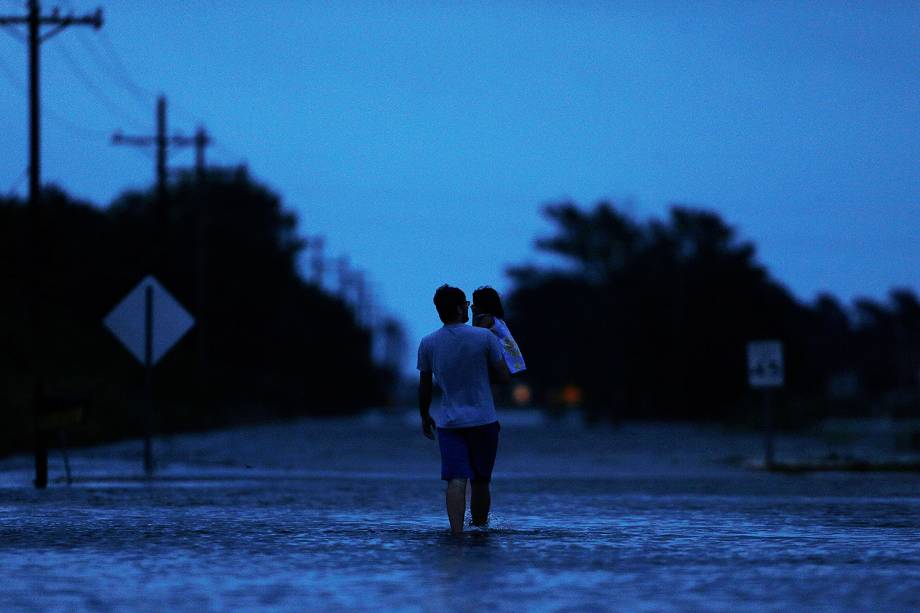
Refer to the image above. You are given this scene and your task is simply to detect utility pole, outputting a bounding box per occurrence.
[113,103,213,420]
[1,0,103,489]
[192,125,210,409]
[156,96,166,214]
[112,96,210,225]
[336,256,350,302]
[310,235,325,288]
[354,271,367,327]
[112,96,168,268]
[193,125,209,176]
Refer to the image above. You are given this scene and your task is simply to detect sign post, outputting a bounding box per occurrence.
[747,340,784,469]
[143,285,154,474]
[104,276,194,475]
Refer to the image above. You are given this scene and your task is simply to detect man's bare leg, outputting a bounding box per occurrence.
[446,478,467,534]
[470,481,490,527]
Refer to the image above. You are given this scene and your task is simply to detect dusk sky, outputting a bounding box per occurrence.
[1,1,918,371]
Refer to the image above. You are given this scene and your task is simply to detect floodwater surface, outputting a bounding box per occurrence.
[0,413,918,611]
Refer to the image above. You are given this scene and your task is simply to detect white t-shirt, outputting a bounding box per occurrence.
[417,323,505,428]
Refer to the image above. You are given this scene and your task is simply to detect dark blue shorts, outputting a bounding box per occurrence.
[436,421,500,483]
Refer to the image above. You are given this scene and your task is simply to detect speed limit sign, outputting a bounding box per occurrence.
[747,340,784,388]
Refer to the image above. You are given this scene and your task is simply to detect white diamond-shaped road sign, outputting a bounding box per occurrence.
[747,340,784,388]
[103,276,195,366]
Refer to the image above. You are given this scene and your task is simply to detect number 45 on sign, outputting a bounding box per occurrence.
[747,340,784,388]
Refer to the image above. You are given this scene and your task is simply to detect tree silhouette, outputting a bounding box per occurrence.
[0,171,390,455]
[507,202,920,422]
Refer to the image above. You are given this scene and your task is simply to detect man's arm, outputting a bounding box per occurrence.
[489,357,511,384]
[418,371,436,439]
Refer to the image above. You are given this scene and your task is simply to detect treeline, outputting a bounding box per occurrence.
[506,202,920,424]
[1,169,396,455]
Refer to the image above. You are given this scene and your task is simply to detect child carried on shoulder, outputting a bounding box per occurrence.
[471,286,526,374]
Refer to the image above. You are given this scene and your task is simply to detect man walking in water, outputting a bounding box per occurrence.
[418,284,510,534]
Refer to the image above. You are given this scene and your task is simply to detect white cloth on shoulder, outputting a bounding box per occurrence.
[489,318,526,374]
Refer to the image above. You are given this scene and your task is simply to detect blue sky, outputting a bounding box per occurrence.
[1,1,918,371]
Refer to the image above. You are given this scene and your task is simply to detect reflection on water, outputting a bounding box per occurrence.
[0,414,918,611]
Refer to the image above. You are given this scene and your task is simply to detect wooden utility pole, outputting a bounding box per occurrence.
[1,0,103,489]
[112,96,210,223]
[113,107,212,410]
[193,125,210,407]
[336,256,351,302]
[354,271,368,327]
[310,235,325,288]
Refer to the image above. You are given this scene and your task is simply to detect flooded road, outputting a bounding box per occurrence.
[1,413,918,611]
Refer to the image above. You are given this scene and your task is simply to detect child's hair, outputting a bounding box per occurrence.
[472,286,505,319]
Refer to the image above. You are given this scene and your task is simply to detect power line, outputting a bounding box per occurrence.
[57,2,244,168]
[36,3,244,176]
[82,32,150,108]
[0,22,26,43]
[93,27,153,105]
[48,36,146,130]
[0,49,108,138]
[58,3,241,168]
[61,0,152,109]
